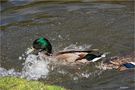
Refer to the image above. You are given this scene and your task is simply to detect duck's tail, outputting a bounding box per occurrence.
[90,52,109,62]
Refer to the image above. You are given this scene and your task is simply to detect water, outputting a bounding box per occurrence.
[0,50,50,80]
[0,1,134,90]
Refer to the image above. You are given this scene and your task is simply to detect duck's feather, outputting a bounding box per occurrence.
[55,53,81,62]
[56,49,99,55]
[123,62,135,68]
[53,50,106,63]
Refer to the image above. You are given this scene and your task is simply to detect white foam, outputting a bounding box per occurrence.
[21,54,50,80]
[96,62,108,70]
[0,67,22,77]
[0,49,50,80]
[63,44,92,51]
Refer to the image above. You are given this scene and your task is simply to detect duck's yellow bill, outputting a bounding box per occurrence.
[26,47,35,54]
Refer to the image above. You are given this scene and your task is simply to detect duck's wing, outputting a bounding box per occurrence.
[81,53,107,62]
[56,49,99,55]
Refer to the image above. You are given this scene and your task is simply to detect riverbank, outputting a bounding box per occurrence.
[0,77,66,90]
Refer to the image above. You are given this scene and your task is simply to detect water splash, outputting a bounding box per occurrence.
[0,45,105,80]
[0,48,50,80]
[21,54,50,80]
[96,62,110,70]
[63,44,92,51]
[0,67,21,77]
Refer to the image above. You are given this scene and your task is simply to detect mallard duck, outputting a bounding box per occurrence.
[29,37,106,63]
[103,52,135,71]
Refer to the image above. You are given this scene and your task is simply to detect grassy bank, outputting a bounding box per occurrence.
[0,77,66,90]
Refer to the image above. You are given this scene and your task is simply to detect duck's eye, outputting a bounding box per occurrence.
[33,41,42,49]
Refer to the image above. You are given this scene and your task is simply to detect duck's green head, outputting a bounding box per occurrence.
[33,37,52,54]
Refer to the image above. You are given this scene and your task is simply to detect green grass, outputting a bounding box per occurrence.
[0,77,66,90]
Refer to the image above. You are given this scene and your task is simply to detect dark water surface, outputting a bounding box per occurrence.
[0,1,134,90]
